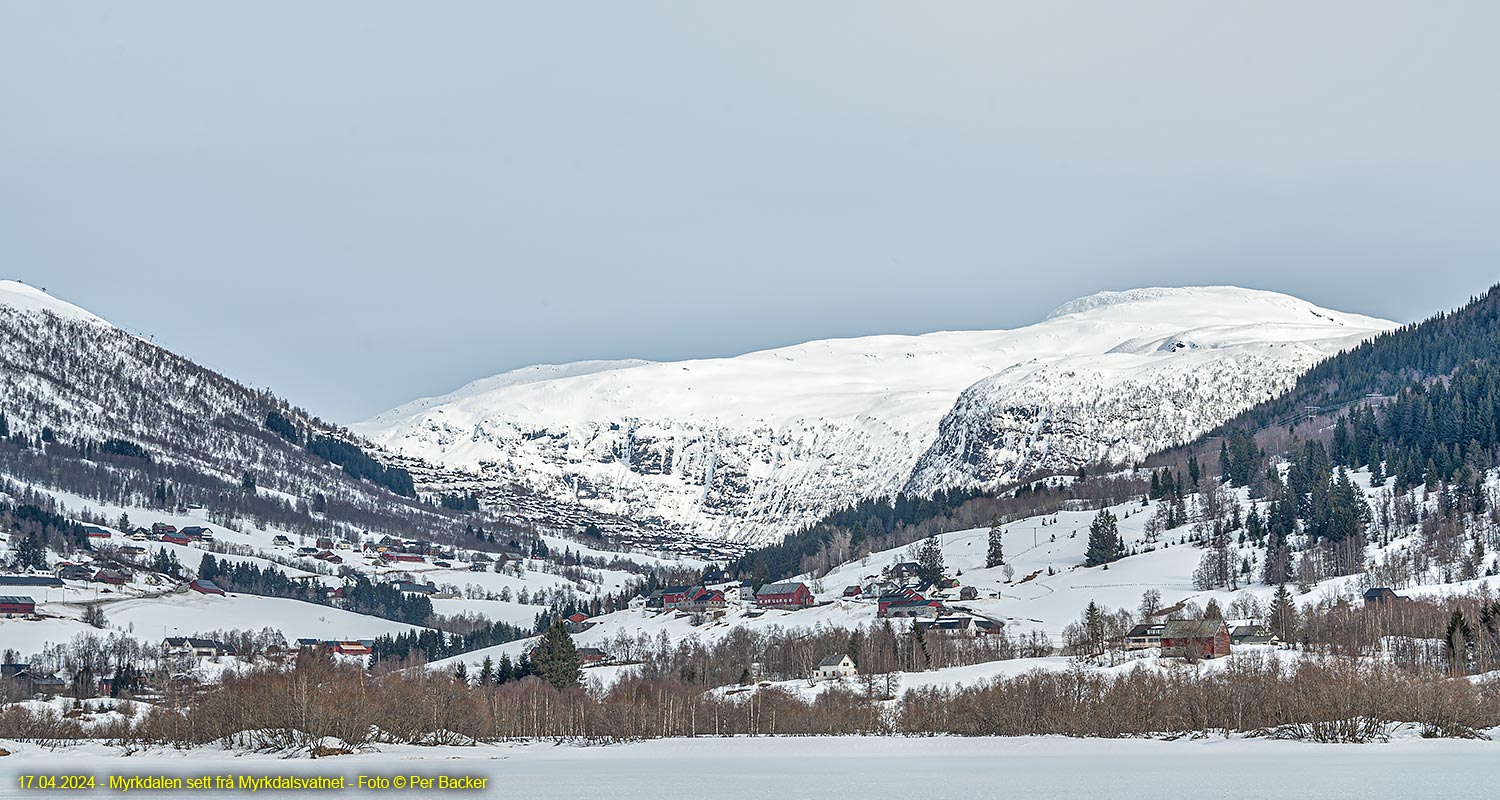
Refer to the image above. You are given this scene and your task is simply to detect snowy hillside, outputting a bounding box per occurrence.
[0,281,668,547]
[358,287,1395,544]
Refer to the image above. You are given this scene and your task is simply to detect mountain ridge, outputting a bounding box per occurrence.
[356,286,1397,544]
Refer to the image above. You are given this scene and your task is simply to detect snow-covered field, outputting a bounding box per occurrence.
[357,286,1395,543]
[0,735,1494,799]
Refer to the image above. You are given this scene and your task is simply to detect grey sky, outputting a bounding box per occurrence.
[4,2,1498,423]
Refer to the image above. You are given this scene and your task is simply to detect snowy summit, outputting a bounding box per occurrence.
[355,287,1396,544]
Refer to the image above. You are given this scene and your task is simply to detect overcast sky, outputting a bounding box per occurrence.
[3,2,1498,423]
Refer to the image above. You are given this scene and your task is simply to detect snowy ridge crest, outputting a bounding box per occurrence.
[356,287,1398,545]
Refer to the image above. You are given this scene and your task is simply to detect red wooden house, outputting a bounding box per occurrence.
[754,581,814,609]
[660,586,695,608]
[1159,619,1232,659]
[93,569,130,586]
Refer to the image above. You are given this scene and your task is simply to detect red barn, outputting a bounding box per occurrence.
[0,595,36,616]
[1160,619,1232,659]
[188,579,226,596]
[161,532,191,546]
[93,569,130,586]
[755,581,814,609]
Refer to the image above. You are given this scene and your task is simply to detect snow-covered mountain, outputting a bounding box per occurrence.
[0,280,659,547]
[356,287,1398,545]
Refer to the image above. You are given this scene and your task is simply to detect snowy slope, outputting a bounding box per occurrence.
[0,280,110,326]
[357,287,1395,544]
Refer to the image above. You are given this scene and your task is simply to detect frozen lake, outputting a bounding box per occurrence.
[2,735,1495,799]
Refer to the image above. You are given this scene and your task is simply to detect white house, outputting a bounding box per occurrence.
[628,594,648,610]
[815,654,857,681]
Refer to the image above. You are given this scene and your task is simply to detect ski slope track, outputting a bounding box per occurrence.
[357,287,1396,545]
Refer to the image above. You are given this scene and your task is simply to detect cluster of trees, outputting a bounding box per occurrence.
[1,496,92,569]
[734,473,1150,586]
[305,435,416,498]
[593,620,1051,688]
[1329,360,1500,492]
[4,647,1496,747]
[441,493,481,511]
[264,411,301,445]
[368,615,533,666]
[200,555,436,627]
[1217,283,1500,436]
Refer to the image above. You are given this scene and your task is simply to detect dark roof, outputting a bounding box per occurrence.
[1125,623,1165,638]
[918,617,972,630]
[818,654,851,667]
[0,595,36,605]
[164,636,228,649]
[0,575,64,587]
[1162,619,1226,638]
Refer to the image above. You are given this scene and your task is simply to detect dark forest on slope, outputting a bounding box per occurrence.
[733,282,1500,586]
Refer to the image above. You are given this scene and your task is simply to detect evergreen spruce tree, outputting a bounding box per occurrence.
[907,620,932,670]
[1270,583,1298,642]
[1446,610,1473,675]
[13,533,46,571]
[1082,601,1107,656]
[532,620,581,690]
[0,410,8,438]
[916,535,946,585]
[1084,509,1121,567]
[985,520,1005,569]
[477,656,495,686]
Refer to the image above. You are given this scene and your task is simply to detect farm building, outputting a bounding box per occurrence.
[0,595,37,616]
[0,575,64,588]
[755,582,814,609]
[1159,619,1232,659]
[188,579,226,596]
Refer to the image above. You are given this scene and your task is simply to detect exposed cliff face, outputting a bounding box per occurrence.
[357,287,1397,545]
[904,344,1345,496]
